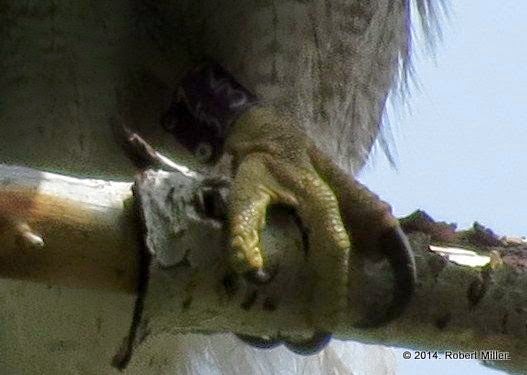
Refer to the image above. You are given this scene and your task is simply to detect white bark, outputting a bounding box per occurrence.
[1,163,524,374]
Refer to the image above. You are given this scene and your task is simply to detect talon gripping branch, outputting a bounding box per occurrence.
[161,62,417,355]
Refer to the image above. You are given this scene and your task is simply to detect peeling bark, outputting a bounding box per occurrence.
[132,169,527,375]
[1,163,525,374]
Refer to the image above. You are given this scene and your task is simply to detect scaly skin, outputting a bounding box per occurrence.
[225,106,415,331]
[119,99,414,351]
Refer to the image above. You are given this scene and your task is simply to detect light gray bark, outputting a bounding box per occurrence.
[0,2,187,373]
[0,164,524,374]
[133,169,527,375]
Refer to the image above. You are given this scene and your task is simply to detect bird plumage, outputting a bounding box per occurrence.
[176,0,444,173]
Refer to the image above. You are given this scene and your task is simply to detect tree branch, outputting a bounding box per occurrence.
[0,164,139,294]
[1,163,525,374]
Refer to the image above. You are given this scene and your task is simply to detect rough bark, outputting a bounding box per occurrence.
[133,169,527,375]
[0,164,138,293]
[0,2,190,371]
[1,163,524,374]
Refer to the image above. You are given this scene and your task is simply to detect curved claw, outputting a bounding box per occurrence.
[354,226,416,328]
[194,177,232,221]
[236,334,282,350]
[309,145,417,327]
[284,332,332,355]
[379,226,416,321]
[237,332,331,356]
[226,107,415,332]
[228,153,298,281]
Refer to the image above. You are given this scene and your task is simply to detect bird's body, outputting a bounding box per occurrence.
[157,0,440,173]
[155,0,442,354]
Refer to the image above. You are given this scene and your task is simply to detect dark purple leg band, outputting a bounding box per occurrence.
[162,63,259,162]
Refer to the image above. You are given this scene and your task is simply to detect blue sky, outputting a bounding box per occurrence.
[360,1,525,374]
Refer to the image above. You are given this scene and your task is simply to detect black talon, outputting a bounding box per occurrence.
[194,178,231,221]
[283,332,332,355]
[355,225,416,328]
[236,334,282,350]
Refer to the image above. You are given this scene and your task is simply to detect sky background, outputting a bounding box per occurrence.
[359,1,525,374]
